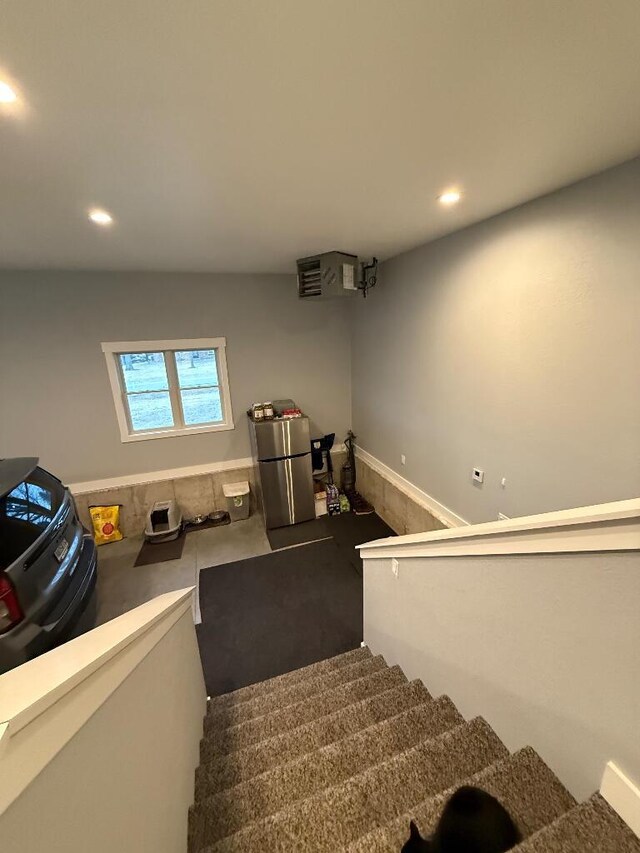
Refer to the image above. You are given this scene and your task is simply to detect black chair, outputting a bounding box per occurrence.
[311,433,335,484]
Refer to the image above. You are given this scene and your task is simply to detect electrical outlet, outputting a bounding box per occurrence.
[472,468,484,484]
[400,454,406,466]
[391,558,399,578]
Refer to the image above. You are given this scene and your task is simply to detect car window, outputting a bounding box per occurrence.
[0,468,65,571]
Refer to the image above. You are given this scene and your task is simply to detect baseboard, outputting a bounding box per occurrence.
[354,445,468,528]
[68,457,254,495]
[601,761,640,838]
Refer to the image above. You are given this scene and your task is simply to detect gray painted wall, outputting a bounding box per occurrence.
[0,272,351,482]
[364,549,640,800]
[352,158,640,523]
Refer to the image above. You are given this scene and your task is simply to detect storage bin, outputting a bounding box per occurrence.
[314,490,328,517]
[223,481,251,521]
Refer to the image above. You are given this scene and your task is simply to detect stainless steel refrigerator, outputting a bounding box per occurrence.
[249,417,315,529]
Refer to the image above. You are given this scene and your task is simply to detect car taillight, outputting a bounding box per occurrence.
[0,573,24,634]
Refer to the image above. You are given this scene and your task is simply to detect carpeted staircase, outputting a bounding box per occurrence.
[188,647,640,852]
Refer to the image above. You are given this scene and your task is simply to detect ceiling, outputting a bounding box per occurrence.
[1,0,640,274]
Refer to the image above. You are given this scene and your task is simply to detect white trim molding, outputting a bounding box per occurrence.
[355,445,469,528]
[101,337,234,443]
[358,497,640,559]
[601,762,640,838]
[102,338,227,353]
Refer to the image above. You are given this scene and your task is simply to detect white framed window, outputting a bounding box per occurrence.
[101,338,234,442]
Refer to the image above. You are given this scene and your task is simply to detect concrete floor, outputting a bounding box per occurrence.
[95,514,271,626]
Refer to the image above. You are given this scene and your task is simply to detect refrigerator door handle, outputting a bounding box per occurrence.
[259,451,310,464]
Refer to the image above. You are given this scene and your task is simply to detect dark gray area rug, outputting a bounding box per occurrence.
[196,513,395,695]
[196,538,361,696]
[327,512,395,572]
[133,517,231,566]
[266,511,394,562]
[266,516,332,550]
[134,531,185,566]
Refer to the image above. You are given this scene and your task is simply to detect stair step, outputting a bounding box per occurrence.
[200,717,508,852]
[207,646,372,710]
[346,746,576,852]
[196,680,432,797]
[204,655,387,732]
[513,793,640,852]
[189,696,464,845]
[200,664,407,761]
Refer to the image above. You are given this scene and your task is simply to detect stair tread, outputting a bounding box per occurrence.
[207,646,372,709]
[189,696,464,845]
[196,680,432,796]
[199,716,508,852]
[204,655,387,732]
[513,793,640,852]
[345,746,577,852]
[200,664,407,760]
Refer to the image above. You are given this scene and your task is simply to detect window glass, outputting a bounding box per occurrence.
[181,387,223,425]
[0,467,64,571]
[174,349,219,388]
[128,391,174,431]
[119,352,169,393]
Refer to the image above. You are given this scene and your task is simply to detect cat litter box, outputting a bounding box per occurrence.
[145,500,183,543]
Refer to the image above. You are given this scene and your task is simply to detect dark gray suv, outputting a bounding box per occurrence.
[0,458,97,674]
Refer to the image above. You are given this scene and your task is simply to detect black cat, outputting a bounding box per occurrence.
[401,786,521,853]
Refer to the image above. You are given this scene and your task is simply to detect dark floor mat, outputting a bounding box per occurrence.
[196,538,363,696]
[328,511,395,573]
[134,532,185,566]
[267,517,332,550]
[133,517,231,566]
[267,511,395,566]
[328,510,395,548]
[184,516,230,533]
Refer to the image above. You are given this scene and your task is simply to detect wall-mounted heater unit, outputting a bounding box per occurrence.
[297,251,358,299]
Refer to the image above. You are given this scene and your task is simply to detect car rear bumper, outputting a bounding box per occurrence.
[0,535,98,674]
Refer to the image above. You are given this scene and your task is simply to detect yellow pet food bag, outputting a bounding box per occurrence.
[90,505,124,545]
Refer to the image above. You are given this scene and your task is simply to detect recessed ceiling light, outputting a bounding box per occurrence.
[89,209,113,226]
[438,190,462,206]
[0,81,18,103]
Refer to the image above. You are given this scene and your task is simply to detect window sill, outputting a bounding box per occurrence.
[119,421,235,443]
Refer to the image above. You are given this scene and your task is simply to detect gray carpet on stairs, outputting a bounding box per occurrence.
[192,696,465,843]
[196,677,431,795]
[513,793,640,852]
[346,747,577,853]
[189,650,640,853]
